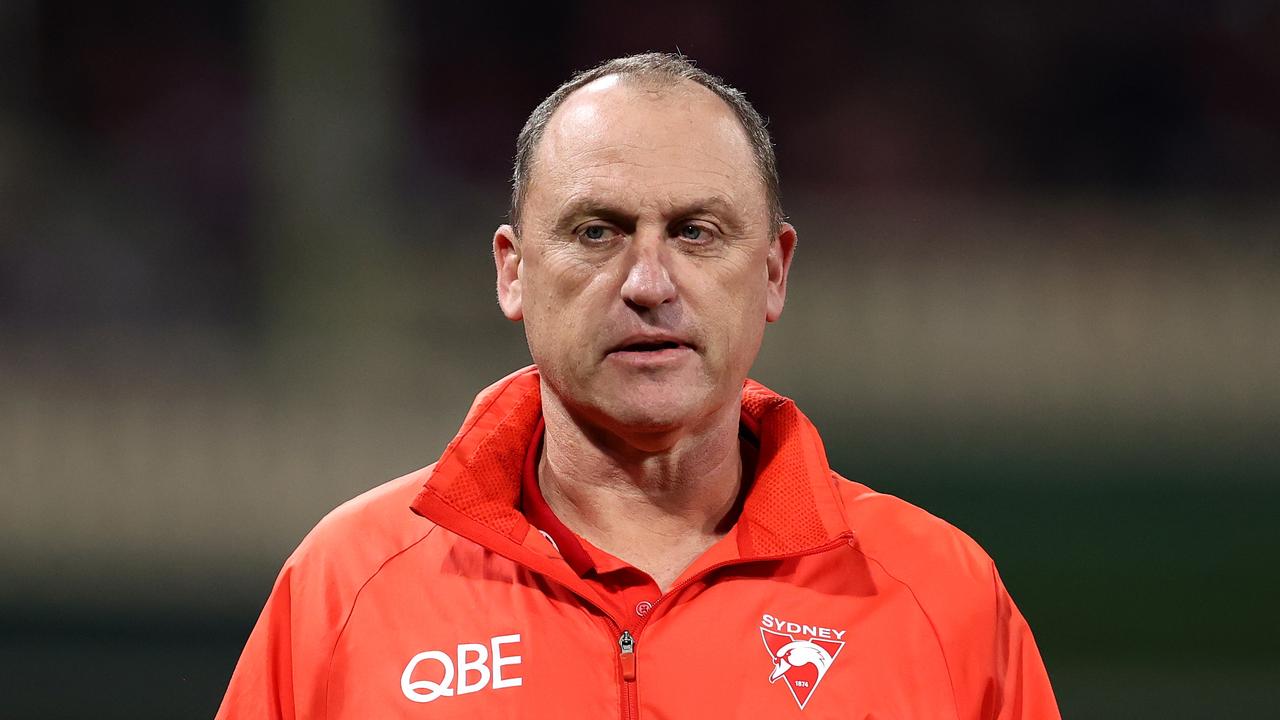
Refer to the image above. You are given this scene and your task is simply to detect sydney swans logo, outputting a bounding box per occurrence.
[759,614,846,709]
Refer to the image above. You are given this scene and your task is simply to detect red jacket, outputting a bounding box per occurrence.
[218,366,1060,719]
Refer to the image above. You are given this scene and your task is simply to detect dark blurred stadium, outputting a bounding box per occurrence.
[1,1,1277,717]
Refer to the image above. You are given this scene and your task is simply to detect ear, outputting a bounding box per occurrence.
[494,224,524,321]
[765,222,797,322]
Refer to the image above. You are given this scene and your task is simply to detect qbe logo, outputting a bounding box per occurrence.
[400,633,523,703]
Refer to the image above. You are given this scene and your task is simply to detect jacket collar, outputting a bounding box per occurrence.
[410,366,852,566]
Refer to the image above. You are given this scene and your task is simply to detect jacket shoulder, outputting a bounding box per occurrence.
[289,464,440,581]
[835,476,995,587]
[274,465,444,651]
[217,466,442,719]
[831,476,1061,718]
[833,475,999,645]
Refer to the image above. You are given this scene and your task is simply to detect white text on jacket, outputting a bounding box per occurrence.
[401,634,523,703]
[761,614,847,640]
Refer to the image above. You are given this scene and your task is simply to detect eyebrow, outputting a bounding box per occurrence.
[552,199,631,232]
[552,195,743,233]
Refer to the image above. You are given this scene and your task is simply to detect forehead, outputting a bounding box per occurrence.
[529,75,764,216]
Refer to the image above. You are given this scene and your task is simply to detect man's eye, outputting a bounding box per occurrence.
[579,225,614,243]
[678,224,705,241]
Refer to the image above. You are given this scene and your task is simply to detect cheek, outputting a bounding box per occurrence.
[709,253,770,309]
[521,260,617,358]
[697,264,769,356]
[533,248,618,301]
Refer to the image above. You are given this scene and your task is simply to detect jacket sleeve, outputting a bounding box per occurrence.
[216,563,301,720]
[989,567,1060,720]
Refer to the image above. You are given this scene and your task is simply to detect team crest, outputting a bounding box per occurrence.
[759,614,846,709]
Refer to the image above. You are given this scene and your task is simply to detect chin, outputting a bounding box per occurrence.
[600,405,688,434]
[593,385,712,435]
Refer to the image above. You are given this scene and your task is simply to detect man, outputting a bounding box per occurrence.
[218,53,1059,718]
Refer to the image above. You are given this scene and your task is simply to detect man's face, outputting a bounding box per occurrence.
[495,75,795,436]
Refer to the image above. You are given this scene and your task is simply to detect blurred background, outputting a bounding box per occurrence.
[2,1,1277,717]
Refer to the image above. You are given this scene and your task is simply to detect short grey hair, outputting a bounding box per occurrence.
[509,52,782,233]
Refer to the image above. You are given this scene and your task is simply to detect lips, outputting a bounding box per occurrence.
[616,340,683,352]
[606,334,695,355]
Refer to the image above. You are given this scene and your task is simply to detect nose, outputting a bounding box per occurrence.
[620,237,677,309]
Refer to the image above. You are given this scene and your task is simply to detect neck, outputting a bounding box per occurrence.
[537,384,744,590]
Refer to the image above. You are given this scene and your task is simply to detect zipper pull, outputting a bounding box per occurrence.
[619,630,636,681]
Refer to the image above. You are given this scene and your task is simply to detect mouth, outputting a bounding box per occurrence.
[613,339,686,353]
[605,335,696,365]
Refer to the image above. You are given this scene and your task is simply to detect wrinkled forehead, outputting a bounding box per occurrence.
[527,75,765,218]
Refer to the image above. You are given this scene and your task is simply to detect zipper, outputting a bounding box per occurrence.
[618,629,638,720]
[609,533,854,720]
[503,569,636,720]
[618,630,636,681]
[483,533,854,720]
